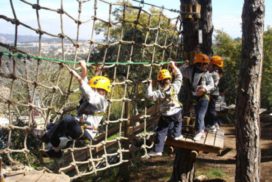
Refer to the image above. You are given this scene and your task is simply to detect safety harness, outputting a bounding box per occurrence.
[77,100,106,139]
[191,68,210,102]
[160,85,182,110]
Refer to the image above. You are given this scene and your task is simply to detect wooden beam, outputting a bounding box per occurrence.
[166,130,224,154]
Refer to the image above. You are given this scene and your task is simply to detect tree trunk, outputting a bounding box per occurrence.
[180,0,200,62]
[235,0,264,181]
[199,0,213,55]
[170,149,197,182]
[179,0,213,115]
[182,20,200,61]
[179,0,200,116]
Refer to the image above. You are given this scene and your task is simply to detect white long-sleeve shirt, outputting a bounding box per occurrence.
[146,69,183,116]
[209,70,221,96]
[78,78,108,139]
[182,66,214,96]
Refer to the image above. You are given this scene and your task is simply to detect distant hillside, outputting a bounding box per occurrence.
[0,33,86,44]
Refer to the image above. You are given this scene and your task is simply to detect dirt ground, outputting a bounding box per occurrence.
[130,112,272,182]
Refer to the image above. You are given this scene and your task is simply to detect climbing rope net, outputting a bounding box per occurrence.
[0,0,182,180]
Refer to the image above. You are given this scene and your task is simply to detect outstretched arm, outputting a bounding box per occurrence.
[70,69,83,84]
[79,60,88,79]
[145,80,162,101]
[169,61,179,76]
[170,61,183,93]
[66,60,88,84]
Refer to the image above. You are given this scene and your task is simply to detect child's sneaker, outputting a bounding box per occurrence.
[174,135,184,140]
[214,123,220,130]
[207,124,220,133]
[206,125,215,133]
[193,131,205,141]
[148,151,162,157]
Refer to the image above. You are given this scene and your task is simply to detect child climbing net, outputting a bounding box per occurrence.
[0,0,182,180]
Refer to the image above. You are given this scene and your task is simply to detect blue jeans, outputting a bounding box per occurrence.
[154,110,182,153]
[205,95,218,126]
[194,96,209,133]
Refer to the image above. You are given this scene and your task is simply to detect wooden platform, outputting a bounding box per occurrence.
[129,108,225,154]
[4,170,70,182]
[166,129,224,154]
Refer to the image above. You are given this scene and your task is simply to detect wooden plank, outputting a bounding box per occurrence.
[5,171,70,182]
[166,138,220,154]
[37,172,68,182]
[3,170,26,181]
[166,130,224,154]
[203,132,216,146]
[38,172,55,182]
[214,130,224,149]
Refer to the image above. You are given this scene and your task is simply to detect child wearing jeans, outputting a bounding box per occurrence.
[182,53,214,141]
[146,61,183,157]
[205,55,224,132]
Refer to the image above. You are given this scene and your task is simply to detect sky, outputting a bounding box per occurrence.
[0,0,271,39]
[148,0,272,38]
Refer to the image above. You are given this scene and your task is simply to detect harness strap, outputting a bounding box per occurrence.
[77,114,102,139]
[170,86,182,107]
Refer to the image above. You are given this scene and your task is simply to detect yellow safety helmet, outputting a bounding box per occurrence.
[193,53,210,64]
[89,76,111,93]
[211,55,224,68]
[157,69,172,81]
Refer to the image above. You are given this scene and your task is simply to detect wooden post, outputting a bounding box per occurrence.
[179,0,201,116]
[199,0,213,55]
[175,0,214,181]
[170,149,198,182]
[0,157,4,182]
[177,1,200,181]
[118,101,131,181]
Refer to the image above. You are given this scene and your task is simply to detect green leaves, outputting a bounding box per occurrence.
[261,27,272,108]
[213,28,272,109]
[213,30,241,105]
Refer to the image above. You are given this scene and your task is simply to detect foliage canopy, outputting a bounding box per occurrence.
[213,28,272,109]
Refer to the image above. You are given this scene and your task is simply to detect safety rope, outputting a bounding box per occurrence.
[0,51,183,65]
[132,0,181,13]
